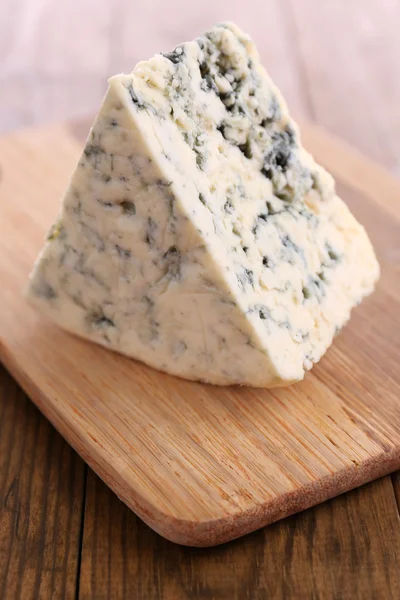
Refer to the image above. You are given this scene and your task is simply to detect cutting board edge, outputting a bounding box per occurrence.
[2,341,400,547]
[1,119,400,547]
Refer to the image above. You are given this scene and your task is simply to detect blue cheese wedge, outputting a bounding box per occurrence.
[26,22,380,387]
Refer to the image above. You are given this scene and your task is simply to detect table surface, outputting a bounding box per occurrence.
[1,1,400,598]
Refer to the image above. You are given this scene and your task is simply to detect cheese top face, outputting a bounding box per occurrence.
[26,22,380,387]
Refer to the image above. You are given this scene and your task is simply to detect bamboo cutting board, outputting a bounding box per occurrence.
[0,120,400,547]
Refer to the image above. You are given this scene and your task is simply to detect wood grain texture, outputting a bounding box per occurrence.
[393,472,400,521]
[78,473,400,599]
[0,121,400,547]
[299,119,400,222]
[1,1,400,594]
[0,365,86,600]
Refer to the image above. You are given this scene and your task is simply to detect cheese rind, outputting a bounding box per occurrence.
[26,22,380,387]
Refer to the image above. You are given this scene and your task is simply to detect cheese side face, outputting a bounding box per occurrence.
[26,22,380,387]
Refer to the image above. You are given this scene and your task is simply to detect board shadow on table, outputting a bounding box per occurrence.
[1,366,400,600]
[1,118,400,595]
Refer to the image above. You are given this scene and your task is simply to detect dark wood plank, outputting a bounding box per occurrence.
[392,473,400,520]
[78,471,400,599]
[0,365,86,599]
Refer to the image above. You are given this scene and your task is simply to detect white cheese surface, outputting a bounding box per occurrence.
[26,22,380,387]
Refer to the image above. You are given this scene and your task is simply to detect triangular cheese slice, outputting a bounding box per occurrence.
[26,22,379,387]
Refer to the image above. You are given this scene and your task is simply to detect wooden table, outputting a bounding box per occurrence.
[1,1,400,598]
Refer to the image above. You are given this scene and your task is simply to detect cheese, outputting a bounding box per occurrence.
[26,22,380,387]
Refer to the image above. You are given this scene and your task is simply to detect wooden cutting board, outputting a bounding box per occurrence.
[1,119,400,547]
